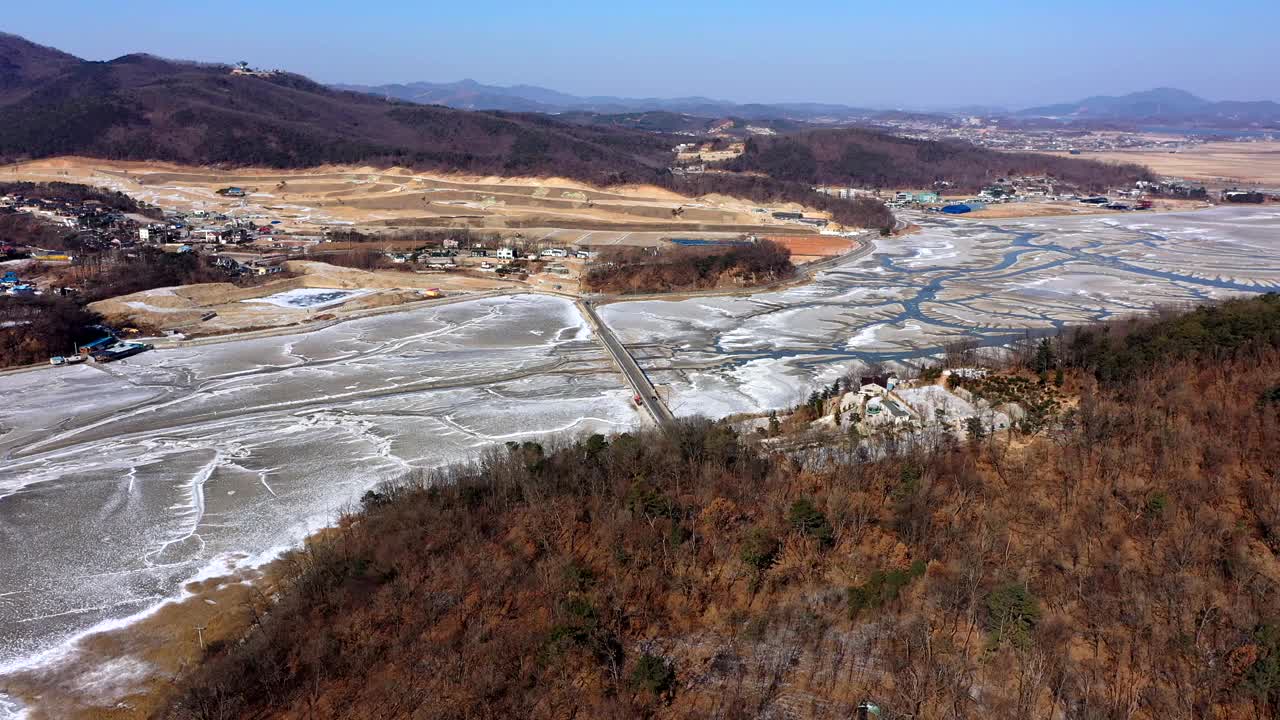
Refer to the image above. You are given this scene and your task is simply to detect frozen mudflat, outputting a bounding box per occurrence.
[600,206,1280,416]
[0,294,639,701]
[2,207,1280,715]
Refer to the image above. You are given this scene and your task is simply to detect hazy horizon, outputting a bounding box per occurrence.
[5,0,1278,109]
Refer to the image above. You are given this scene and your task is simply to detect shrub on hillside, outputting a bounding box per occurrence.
[787,498,834,547]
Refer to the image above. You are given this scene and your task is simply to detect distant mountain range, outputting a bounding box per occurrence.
[340,80,1280,129]
[335,79,876,122]
[0,31,1187,206]
[1017,87,1280,126]
[0,32,898,229]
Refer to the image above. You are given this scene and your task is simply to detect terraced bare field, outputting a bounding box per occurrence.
[1,158,822,238]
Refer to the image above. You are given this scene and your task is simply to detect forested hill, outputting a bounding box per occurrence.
[0,32,1146,227]
[162,294,1280,720]
[727,128,1153,191]
[0,33,897,227]
[0,33,674,184]
[0,33,899,228]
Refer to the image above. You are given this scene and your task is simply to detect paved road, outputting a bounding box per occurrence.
[563,227,885,426]
[574,298,675,429]
[795,231,878,276]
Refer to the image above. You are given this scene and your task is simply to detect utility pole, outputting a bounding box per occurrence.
[195,624,207,651]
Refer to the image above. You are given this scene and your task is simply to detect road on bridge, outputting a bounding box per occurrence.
[575,299,675,429]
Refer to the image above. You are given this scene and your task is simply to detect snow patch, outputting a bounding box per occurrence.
[243,288,372,309]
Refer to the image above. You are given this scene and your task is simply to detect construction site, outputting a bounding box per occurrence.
[1,158,841,239]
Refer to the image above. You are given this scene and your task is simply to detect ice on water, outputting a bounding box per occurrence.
[600,206,1280,418]
[241,287,372,309]
[4,208,1280,707]
[0,294,635,682]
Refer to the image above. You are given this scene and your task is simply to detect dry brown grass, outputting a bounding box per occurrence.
[1047,141,1280,185]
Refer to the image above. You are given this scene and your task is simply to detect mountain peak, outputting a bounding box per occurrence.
[1144,86,1200,96]
[0,31,80,61]
[1014,87,1277,122]
[1125,87,1207,103]
[0,33,84,104]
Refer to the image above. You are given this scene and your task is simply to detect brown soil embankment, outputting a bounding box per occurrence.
[89,261,516,334]
[380,216,811,234]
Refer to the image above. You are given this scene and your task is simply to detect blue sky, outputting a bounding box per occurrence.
[5,0,1277,108]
